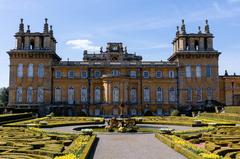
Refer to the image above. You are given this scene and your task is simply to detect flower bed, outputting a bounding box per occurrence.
[3,116,104,128]
[156,126,240,159]
[0,127,95,159]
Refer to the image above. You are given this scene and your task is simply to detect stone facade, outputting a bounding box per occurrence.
[7,19,240,116]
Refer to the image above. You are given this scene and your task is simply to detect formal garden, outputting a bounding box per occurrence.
[0,106,240,159]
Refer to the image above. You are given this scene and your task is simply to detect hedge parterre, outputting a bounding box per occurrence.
[156,126,240,159]
[0,127,95,159]
[3,116,104,128]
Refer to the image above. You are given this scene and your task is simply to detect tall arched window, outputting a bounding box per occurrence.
[27,87,33,103]
[38,64,44,78]
[81,87,88,103]
[143,87,150,102]
[169,87,176,102]
[130,88,137,103]
[68,87,74,104]
[112,87,120,103]
[37,87,44,103]
[94,87,101,103]
[156,87,163,102]
[17,64,23,78]
[16,87,22,102]
[28,64,34,78]
[55,87,61,102]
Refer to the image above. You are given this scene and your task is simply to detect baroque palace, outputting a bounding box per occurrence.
[7,19,240,116]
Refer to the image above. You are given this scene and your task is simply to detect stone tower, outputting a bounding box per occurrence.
[168,20,221,110]
[7,18,61,114]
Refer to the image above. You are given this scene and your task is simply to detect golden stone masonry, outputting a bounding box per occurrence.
[7,19,240,116]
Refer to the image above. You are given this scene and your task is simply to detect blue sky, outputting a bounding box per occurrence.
[0,0,240,87]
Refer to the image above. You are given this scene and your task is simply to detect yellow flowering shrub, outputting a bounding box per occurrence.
[54,154,77,159]
[200,153,222,159]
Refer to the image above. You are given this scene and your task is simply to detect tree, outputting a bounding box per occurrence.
[0,87,9,107]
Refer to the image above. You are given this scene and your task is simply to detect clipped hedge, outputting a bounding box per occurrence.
[0,113,34,125]
[3,117,104,128]
[200,113,240,122]
[155,133,205,159]
[225,106,240,114]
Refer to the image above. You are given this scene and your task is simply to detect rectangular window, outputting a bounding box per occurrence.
[156,71,162,78]
[206,65,212,77]
[68,71,75,78]
[130,71,137,78]
[207,88,213,100]
[143,71,149,78]
[196,88,202,102]
[94,71,101,78]
[81,71,88,78]
[169,70,175,78]
[185,65,191,78]
[112,70,120,77]
[55,71,62,78]
[196,64,201,78]
[186,88,192,101]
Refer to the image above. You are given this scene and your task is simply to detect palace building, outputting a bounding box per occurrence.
[7,19,240,116]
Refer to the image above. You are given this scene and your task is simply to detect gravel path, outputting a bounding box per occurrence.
[90,133,186,159]
[44,124,193,159]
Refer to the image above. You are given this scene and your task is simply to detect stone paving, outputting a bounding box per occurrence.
[44,124,193,159]
[91,133,186,159]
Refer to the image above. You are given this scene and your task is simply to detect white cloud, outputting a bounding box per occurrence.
[66,39,100,51]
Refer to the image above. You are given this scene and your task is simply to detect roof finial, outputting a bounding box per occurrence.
[176,26,179,36]
[198,26,202,34]
[49,25,53,36]
[124,46,127,53]
[44,18,49,33]
[19,18,24,33]
[225,70,229,76]
[100,47,103,53]
[205,19,210,34]
[27,25,30,33]
[180,19,186,34]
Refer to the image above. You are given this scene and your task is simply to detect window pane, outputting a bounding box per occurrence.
[28,64,34,78]
[38,64,44,78]
[196,64,201,78]
[156,88,163,102]
[95,87,101,102]
[16,87,22,102]
[206,65,211,77]
[68,87,74,104]
[27,87,33,103]
[55,87,61,102]
[17,64,23,78]
[130,88,137,103]
[37,88,44,103]
[156,71,162,78]
[196,88,202,101]
[143,88,150,102]
[186,65,191,78]
[81,87,88,102]
[143,71,149,78]
[113,87,119,102]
